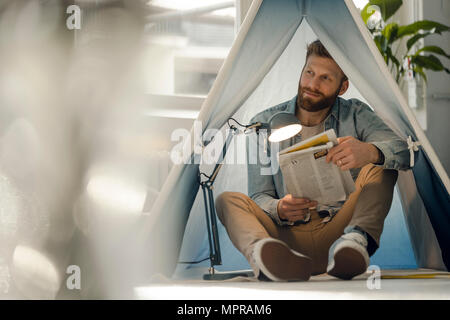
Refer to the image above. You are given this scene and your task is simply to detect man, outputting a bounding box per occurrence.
[215,40,411,281]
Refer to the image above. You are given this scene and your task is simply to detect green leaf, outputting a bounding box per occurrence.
[368,0,403,21]
[411,54,448,72]
[397,20,450,38]
[361,3,375,25]
[382,22,399,43]
[406,31,434,51]
[374,34,388,53]
[413,66,427,83]
[386,46,400,67]
[373,35,382,53]
[415,46,450,59]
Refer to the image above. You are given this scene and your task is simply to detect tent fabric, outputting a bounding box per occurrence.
[145,0,450,277]
[397,170,447,269]
[412,151,450,267]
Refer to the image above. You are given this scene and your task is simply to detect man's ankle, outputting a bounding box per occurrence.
[344,225,380,255]
[344,225,368,242]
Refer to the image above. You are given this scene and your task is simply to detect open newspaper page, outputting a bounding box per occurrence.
[278,129,355,204]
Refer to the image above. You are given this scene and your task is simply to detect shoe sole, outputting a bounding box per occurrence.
[258,240,312,282]
[327,247,367,280]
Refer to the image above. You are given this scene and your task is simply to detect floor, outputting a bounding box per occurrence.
[134,268,450,300]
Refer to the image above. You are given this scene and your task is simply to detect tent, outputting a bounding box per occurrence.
[144,0,450,278]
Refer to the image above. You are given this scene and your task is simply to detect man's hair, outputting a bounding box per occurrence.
[306,40,348,81]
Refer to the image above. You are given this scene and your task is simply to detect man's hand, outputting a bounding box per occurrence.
[277,194,318,222]
[326,136,380,170]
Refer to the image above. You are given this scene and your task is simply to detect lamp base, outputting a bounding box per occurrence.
[202,268,254,281]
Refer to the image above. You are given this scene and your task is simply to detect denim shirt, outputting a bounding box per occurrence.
[246,95,411,226]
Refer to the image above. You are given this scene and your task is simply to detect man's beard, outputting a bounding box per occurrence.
[297,85,341,112]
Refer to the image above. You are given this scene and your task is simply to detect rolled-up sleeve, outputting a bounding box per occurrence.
[354,103,411,171]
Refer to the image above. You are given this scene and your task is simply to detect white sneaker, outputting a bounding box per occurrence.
[327,232,370,280]
[252,238,312,282]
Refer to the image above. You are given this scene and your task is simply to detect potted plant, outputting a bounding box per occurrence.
[361,0,449,85]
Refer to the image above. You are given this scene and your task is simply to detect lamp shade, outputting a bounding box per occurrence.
[268,112,302,142]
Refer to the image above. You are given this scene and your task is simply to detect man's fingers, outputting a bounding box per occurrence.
[326,143,347,162]
[280,204,307,212]
[332,150,347,163]
[340,159,354,171]
[284,195,312,205]
[281,202,318,212]
[328,136,353,162]
[288,198,310,205]
[338,153,356,170]
[337,136,353,144]
[328,149,348,164]
[326,145,342,162]
[280,195,317,217]
[286,211,307,222]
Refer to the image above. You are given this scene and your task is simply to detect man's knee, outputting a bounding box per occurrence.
[216,191,248,207]
[215,191,250,221]
[358,164,398,187]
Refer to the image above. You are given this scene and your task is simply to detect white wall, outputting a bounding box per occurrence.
[423,0,450,176]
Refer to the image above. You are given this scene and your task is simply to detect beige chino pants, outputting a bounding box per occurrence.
[215,164,398,276]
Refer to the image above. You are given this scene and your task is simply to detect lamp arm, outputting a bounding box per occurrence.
[246,122,262,130]
[198,126,238,269]
[207,126,238,185]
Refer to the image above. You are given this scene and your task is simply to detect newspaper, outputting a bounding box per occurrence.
[278,129,355,204]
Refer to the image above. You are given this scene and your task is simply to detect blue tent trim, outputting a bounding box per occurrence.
[413,148,450,270]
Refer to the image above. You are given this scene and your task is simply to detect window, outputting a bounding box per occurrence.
[145,1,236,96]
